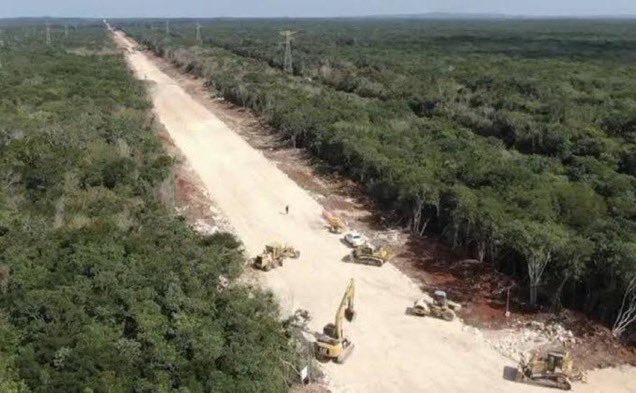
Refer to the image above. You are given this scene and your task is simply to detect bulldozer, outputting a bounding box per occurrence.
[515,350,585,390]
[322,210,347,234]
[411,290,462,321]
[253,242,300,271]
[314,278,356,363]
[350,243,394,267]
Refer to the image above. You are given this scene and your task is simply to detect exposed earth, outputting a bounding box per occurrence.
[112,29,636,393]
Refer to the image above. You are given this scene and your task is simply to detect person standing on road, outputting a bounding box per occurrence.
[285,205,289,215]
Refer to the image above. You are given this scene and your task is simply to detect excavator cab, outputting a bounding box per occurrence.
[547,352,565,372]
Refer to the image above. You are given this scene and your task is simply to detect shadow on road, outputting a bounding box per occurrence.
[502,366,519,382]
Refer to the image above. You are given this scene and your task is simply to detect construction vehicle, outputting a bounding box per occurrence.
[350,243,394,266]
[322,210,347,234]
[515,350,585,390]
[412,290,462,321]
[253,242,300,271]
[314,278,356,363]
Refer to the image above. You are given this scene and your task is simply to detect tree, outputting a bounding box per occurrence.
[613,275,636,338]
[511,221,569,306]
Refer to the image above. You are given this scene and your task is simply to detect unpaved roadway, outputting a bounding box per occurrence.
[111,29,636,393]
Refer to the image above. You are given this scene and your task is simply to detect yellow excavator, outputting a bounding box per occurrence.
[314,278,356,363]
[322,210,347,234]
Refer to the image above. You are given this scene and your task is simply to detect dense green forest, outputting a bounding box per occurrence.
[119,18,636,332]
[0,23,296,391]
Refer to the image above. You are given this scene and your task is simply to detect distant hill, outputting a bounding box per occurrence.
[361,12,636,20]
[0,17,101,26]
[370,12,514,20]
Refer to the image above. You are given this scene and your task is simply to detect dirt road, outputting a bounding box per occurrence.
[111,30,636,393]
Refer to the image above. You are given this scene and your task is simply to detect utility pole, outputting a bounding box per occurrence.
[280,30,297,74]
[64,24,69,38]
[45,23,51,45]
[196,23,202,44]
[165,20,170,36]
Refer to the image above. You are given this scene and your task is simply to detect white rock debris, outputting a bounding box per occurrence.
[483,321,576,361]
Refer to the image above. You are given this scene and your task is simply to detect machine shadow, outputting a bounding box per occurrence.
[502,366,518,382]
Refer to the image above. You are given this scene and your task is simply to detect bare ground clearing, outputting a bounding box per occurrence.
[112,30,636,393]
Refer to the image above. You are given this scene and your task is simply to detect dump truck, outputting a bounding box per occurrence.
[412,290,462,321]
[253,243,300,271]
[516,350,585,390]
[350,243,394,266]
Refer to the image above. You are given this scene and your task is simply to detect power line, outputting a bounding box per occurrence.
[280,30,297,74]
[45,23,51,46]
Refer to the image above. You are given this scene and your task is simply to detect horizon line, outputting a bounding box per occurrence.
[2,12,636,20]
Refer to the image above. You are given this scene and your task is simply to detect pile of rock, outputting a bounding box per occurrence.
[484,320,576,361]
[528,321,576,344]
[192,219,219,235]
[374,229,405,246]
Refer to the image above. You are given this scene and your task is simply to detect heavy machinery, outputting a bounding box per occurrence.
[412,290,462,321]
[515,350,585,390]
[322,210,347,234]
[253,242,300,271]
[350,243,394,266]
[314,278,356,363]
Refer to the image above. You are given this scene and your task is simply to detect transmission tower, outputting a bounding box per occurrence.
[280,30,297,74]
[64,24,69,38]
[45,23,51,45]
[165,20,170,36]
[196,23,202,44]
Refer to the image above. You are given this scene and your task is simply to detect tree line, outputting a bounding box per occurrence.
[0,24,297,391]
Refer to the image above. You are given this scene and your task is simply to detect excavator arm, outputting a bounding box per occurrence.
[334,278,356,339]
[315,278,356,363]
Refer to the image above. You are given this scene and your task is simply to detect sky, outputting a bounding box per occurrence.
[2,0,636,18]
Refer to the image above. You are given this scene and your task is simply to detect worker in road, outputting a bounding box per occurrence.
[285,205,289,215]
